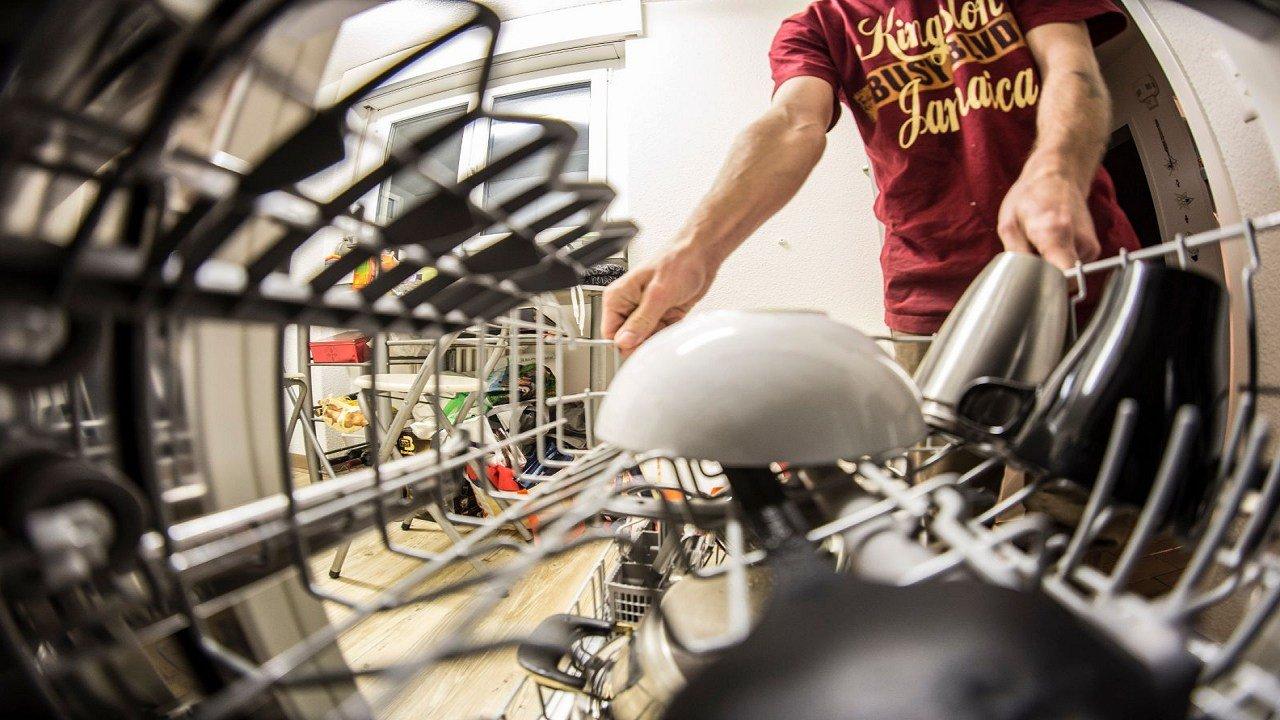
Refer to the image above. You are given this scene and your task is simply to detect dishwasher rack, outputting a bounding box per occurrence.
[0,0,633,338]
[0,1,638,717]
[2,3,1280,720]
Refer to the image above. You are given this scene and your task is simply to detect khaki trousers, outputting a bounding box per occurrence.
[890,332,1025,516]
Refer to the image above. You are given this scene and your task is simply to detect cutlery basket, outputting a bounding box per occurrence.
[607,561,664,625]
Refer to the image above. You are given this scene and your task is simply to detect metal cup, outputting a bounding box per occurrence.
[913,252,1070,436]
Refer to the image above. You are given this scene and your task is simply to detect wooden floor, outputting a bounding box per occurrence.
[308,514,607,720]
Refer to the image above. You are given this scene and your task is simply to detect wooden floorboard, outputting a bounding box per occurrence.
[309,517,608,719]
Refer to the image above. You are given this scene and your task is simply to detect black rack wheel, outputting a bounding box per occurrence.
[0,312,104,390]
[0,448,147,576]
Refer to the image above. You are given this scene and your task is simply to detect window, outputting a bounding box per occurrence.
[484,82,592,225]
[381,104,469,222]
[374,70,607,235]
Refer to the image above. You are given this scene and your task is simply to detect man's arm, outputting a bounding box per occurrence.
[998,21,1112,269]
[603,76,835,353]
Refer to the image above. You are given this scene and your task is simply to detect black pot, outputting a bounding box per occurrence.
[664,576,1194,720]
[958,261,1229,537]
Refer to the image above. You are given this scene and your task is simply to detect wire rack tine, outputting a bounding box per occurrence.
[1105,405,1200,596]
[61,0,303,280]
[1204,560,1280,683]
[169,4,500,294]
[973,476,1046,526]
[1058,398,1139,577]
[1227,446,1280,569]
[1217,395,1257,495]
[1182,563,1261,621]
[1240,218,1262,406]
[1168,418,1271,611]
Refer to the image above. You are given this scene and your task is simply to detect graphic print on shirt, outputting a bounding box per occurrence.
[850,0,1040,149]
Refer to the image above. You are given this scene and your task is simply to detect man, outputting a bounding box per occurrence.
[602,0,1139,369]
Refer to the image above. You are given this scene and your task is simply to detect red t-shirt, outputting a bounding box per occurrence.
[770,0,1140,334]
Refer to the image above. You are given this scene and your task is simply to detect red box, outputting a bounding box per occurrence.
[309,332,371,364]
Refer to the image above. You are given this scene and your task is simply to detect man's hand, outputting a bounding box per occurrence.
[998,164,1101,269]
[1001,21,1111,270]
[603,244,717,354]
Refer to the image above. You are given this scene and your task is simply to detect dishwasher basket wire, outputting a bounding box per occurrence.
[2,1,1280,720]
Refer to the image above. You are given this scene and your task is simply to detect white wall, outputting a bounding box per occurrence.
[619,0,887,335]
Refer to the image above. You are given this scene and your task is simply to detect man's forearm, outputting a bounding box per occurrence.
[1024,27,1111,190]
[675,107,827,266]
[999,23,1110,267]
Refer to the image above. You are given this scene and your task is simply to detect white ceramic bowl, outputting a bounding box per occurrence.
[596,310,926,466]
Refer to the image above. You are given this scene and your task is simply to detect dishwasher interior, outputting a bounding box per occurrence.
[1,1,1280,719]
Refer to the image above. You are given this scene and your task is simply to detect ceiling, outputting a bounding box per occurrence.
[402,0,609,21]
[482,0,609,20]
[323,0,614,85]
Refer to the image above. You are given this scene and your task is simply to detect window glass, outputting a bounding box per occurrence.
[484,82,591,227]
[381,105,468,222]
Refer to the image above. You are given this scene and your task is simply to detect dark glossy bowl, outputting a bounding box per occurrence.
[959,261,1229,537]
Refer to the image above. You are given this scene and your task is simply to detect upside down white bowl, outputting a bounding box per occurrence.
[596,310,926,466]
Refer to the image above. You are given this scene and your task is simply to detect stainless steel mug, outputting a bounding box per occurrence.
[913,252,1070,436]
[958,260,1230,536]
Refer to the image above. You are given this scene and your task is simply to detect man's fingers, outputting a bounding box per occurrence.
[1000,174,1102,269]
[619,313,683,358]
[998,215,1034,255]
[602,300,633,341]
[614,288,674,352]
[1037,242,1078,270]
[1026,214,1079,270]
[601,273,646,340]
[660,307,688,325]
[1074,206,1102,263]
[602,252,709,354]
[1075,233,1101,263]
